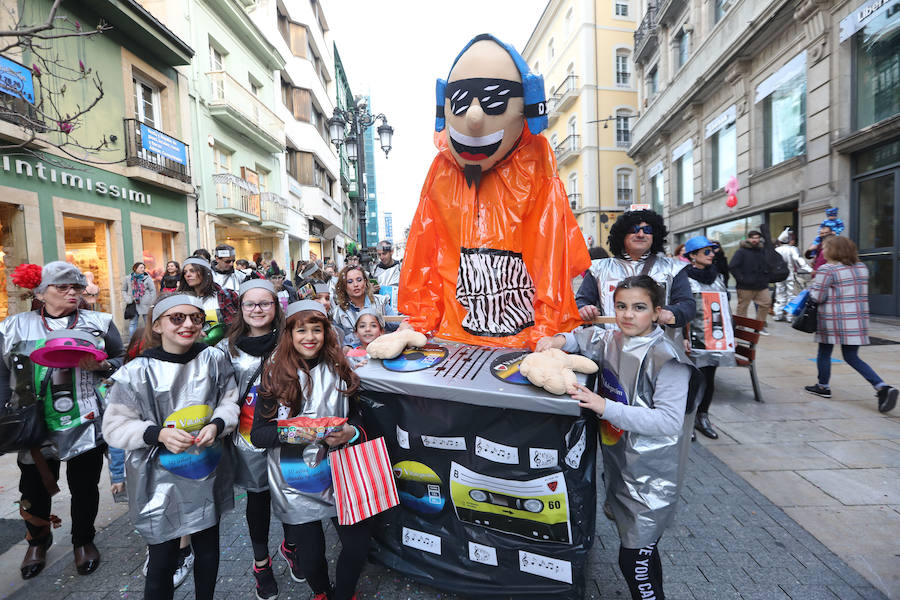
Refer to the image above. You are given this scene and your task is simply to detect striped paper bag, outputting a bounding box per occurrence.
[329,436,399,525]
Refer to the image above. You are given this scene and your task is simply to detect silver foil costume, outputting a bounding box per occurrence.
[588,255,687,329]
[774,245,810,318]
[372,261,402,289]
[687,274,737,369]
[267,363,349,525]
[213,269,246,293]
[332,295,392,343]
[570,326,695,548]
[0,309,116,461]
[216,339,269,492]
[105,346,238,545]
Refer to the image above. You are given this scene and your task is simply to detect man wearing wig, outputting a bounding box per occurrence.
[399,34,589,348]
[576,209,695,332]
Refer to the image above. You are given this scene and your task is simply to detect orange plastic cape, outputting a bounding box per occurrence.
[399,128,590,349]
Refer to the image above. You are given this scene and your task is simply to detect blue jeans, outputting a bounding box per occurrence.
[817,344,883,388]
[128,314,145,339]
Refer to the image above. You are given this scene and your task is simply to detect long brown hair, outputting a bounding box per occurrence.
[822,236,858,266]
[259,309,359,417]
[225,289,284,356]
[335,265,374,310]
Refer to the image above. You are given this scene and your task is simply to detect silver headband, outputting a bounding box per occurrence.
[182,257,212,271]
[238,279,276,297]
[286,300,327,318]
[152,294,204,322]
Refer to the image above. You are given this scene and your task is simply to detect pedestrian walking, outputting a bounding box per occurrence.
[681,236,737,439]
[803,236,897,413]
[773,228,811,321]
[102,293,239,600]
[177,257,240,345]
[218,279,287,600]
[538,276,696,600]
[123,262,156,340]
[211,244,246,292]
[251,300,374,600]
[0,261,124,579]
[729,230,772,333]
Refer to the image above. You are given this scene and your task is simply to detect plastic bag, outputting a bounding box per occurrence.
[785,289,809,316]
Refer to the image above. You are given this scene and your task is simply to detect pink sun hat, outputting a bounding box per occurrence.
[30,329,108,368]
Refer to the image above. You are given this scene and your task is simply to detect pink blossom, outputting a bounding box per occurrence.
[58,121,74,134]
[32,64,40,77]
[79,60,85,72]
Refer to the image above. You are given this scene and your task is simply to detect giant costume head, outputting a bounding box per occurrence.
[399,34,589,349]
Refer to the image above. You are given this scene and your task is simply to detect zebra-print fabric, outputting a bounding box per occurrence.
[456,247,536,337]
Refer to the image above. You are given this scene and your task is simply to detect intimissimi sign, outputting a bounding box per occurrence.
[1,155,152,204]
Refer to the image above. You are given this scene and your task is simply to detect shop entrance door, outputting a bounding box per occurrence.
[64,216,113,313]
[854,169,898,316]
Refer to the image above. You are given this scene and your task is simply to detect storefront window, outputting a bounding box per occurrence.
[858,174,895,250]
[0,203,28,319]
[763,72,806,167]
[705,215,759,261]
[141,228,173,284]
[651,172,664,214]
[64,216,112,312]
[676,150,693,205]
[711,122,736,190]
[855,6,900,129]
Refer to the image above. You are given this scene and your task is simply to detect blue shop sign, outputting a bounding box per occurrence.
[140,123,187,165]
[0,55,35,104]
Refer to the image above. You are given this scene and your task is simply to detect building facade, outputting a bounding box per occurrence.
[0,0,194,329]
[629,0,900,315]
[523,0,642,251]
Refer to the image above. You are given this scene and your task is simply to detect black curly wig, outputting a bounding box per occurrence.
[608,210,668,257]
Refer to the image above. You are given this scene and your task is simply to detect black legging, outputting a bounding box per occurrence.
[145,524,219,600]
[698,366,716,414]
[619,539,664,600]
[246,490,271,562]
[285,517,375,600]
[18,445,104,546]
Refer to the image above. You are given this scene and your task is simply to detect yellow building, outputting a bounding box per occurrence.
[523,0,640,251]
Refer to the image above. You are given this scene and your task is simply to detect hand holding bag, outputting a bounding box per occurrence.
[791,295,818,333]
[329,435,399,525]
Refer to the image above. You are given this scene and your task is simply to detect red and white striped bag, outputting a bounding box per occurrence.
[329,436,399,525]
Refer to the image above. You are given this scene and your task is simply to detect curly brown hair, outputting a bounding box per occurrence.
[334,265,374,310]
[259,309,359,418]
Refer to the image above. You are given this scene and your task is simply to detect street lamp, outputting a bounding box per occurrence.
[328,98,394,250]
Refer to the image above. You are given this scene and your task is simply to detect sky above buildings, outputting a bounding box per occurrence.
[329,0,549,241]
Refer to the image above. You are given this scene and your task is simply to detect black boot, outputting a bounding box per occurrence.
[694,412,718,439]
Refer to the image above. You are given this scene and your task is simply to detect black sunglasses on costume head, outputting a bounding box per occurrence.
[445,78,524,117]
[628,225,654,235]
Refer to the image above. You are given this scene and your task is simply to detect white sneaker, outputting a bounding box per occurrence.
[759,327,770,335]
[173,551,194,589]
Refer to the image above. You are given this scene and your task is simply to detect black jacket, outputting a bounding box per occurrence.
[728,241,770,290]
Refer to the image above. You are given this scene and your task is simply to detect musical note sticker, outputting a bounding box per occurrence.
[475,436,518,465]
[401,527,442,555]
[518,550,572,583]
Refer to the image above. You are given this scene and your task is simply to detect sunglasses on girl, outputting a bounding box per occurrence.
[629,225,653,235]
[163,312,205,326]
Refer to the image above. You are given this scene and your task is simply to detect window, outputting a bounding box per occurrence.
[647,66,659,97]
[615,0,629,16]
[616,51,631,86]
[568,173,579,210]
[617,169,633,206]
[650,171,664,214]
[277,7,309,59]
[676,149,693,205]
[209,45,224,71]
[714,0,729,23]
[250,80,262,97]
[616,110,631,147]
[132,77,160,128]
[675,30,690,69]
[550,133,559,148]
[547,39,555,63]
[257,167,269,193]
[711,121,736,190]
[763,70,806,168]
[213,146,232,174]
[854,13,900,129]
[568,116,577,138]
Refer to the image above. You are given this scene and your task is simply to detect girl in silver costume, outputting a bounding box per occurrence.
[538,276,696,600]
[251,300,373,600]
[103,293,239,600]
[218,279,286,600]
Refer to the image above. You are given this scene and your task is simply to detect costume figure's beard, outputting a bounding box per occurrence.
[463,164,483,188]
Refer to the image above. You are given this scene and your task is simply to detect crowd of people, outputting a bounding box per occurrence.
[0,210,895,600]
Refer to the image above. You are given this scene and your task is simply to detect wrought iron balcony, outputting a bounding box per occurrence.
[206,71,285,152]
[259,192,289,229]
[553,74,579,112]
[634,5,659,63]
[568,193,582,211]
[554,134,581,166]
[211,172,260,221]
[123,119,191,183]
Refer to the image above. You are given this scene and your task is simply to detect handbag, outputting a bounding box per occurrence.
[0,369,51,455]
[791,296,818,333]
[329,436,399,525]
[124,301,137,320]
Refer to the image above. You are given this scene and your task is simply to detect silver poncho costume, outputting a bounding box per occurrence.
[267,363,349,525]
[571,326,695,548]
[588,255,687,330]
[105,346,238,544]
[213,269,246,292]
[217,339,269,492]
[332,295,392,344]
[687,273,737,368]
[372,261,402,288]
[0,309,116,461]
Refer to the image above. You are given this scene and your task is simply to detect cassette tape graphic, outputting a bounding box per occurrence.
[449,462,571,544]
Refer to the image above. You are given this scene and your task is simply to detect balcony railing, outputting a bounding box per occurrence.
[554,134,581,165]
[212,172,260,221]
[634,5,659,63]
[553,74,579,112]
[259,192,289,228]
[123,119,191,183]
[617,188,633,206]
[206,71,285,151]
[568,193,582,211]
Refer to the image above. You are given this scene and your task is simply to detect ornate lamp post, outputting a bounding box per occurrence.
[328,98,393,250]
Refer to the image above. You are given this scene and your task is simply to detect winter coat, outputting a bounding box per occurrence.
[728,241,769,291]
[123,273,157,316]
[808,262,870,346]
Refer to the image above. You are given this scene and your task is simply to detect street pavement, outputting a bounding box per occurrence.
[0,316,897,599]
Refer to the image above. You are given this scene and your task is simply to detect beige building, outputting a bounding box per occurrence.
[628,0,900,316]
[523,0,642,252]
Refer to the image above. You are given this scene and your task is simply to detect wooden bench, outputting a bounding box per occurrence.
[732,314,765,403]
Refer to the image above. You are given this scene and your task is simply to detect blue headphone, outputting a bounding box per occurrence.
[435,33,547,135]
